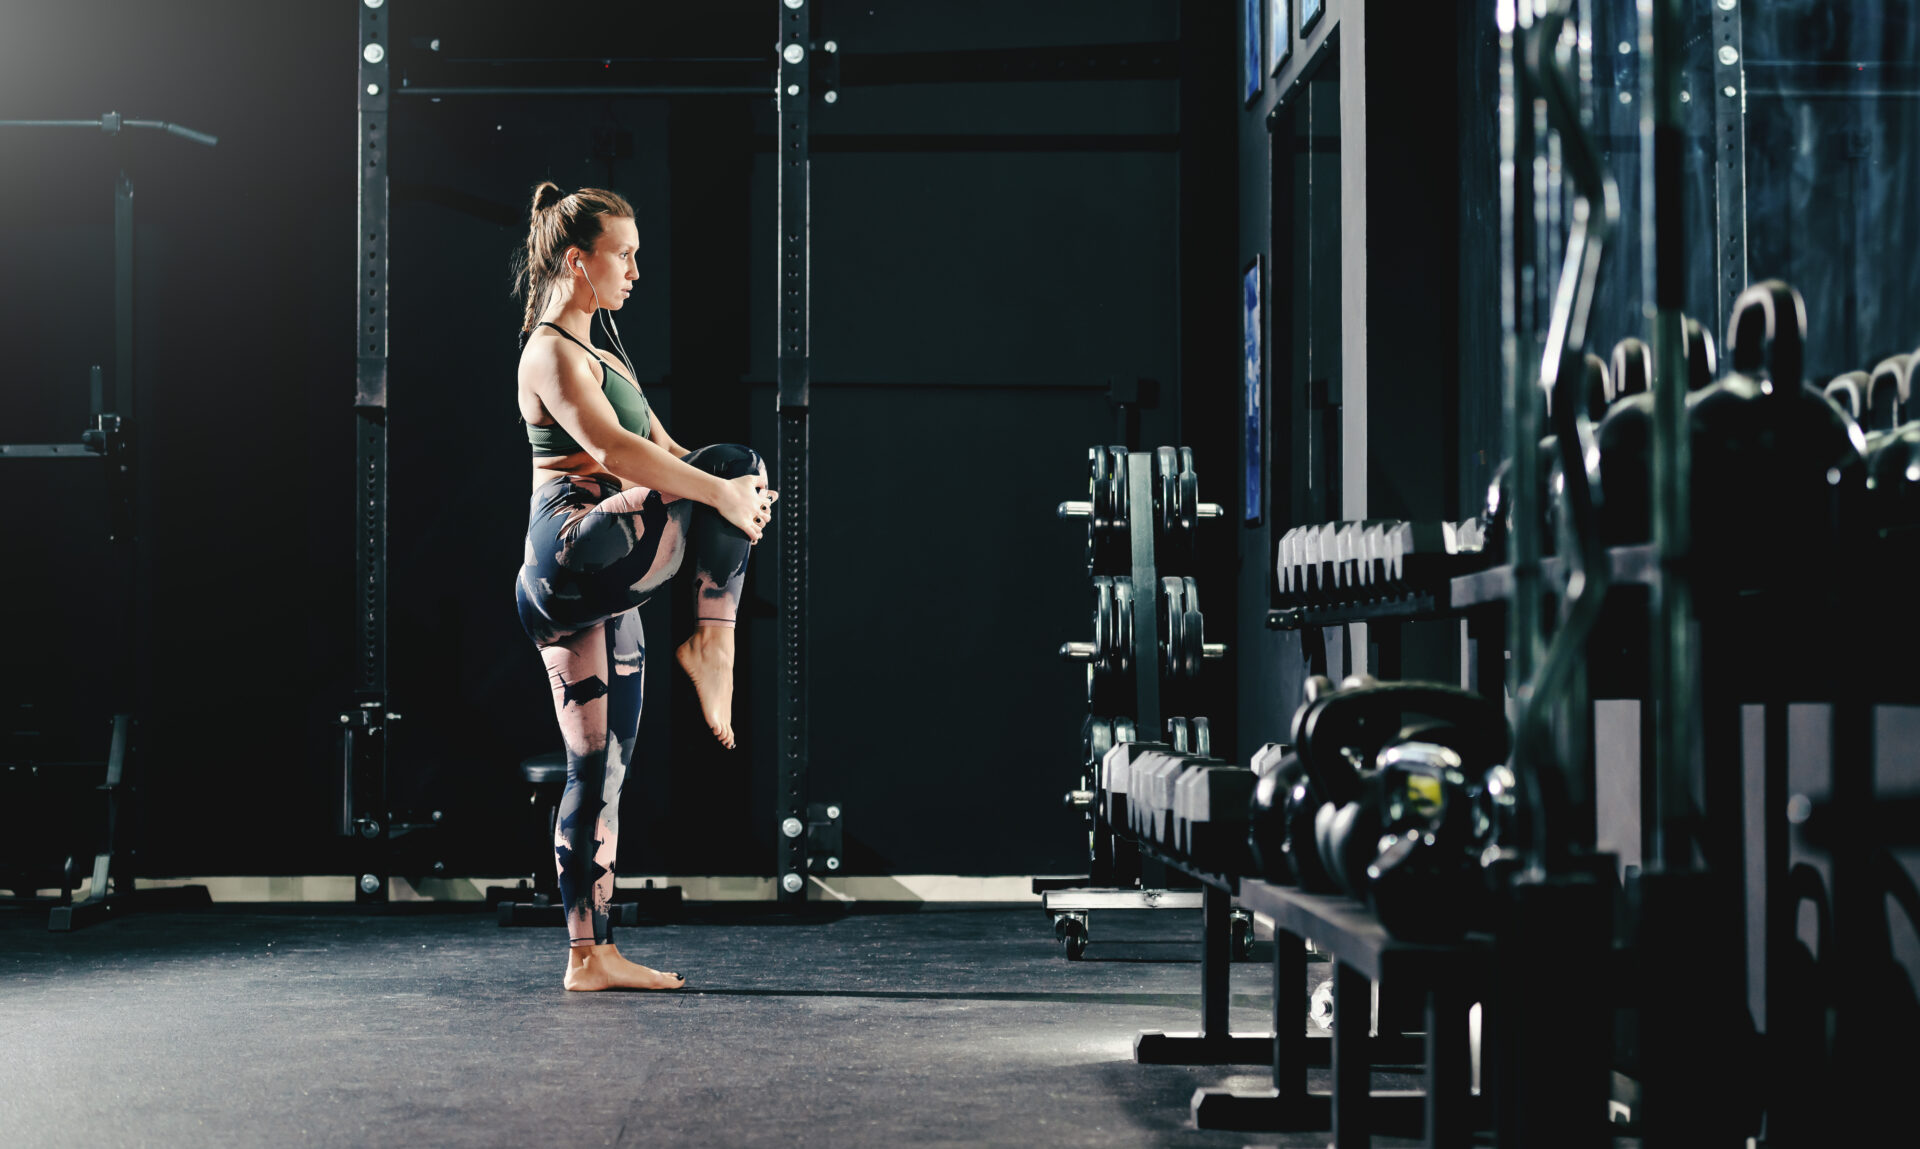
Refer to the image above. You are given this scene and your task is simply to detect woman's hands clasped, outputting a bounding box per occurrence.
[717,472,780,543]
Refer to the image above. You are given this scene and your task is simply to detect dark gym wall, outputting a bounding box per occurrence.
[0,0,359,875]
[1,1,1191,880]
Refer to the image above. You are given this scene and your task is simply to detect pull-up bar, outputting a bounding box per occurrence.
[0,112,218,147]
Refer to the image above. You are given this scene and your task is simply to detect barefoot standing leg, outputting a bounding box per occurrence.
[564,944,687,991]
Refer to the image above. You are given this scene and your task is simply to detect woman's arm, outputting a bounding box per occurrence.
[648,413,690,460]
[532,347,725,504]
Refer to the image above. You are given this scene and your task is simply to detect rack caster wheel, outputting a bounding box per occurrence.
[1230,909,1255,961]
[1310,977,1335,1031]
[1054,912,1089,960]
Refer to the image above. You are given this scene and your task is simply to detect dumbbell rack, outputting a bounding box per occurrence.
[1191,881,1488,1142]
[1041,445,1229,960]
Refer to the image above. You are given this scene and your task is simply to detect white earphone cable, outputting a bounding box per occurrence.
[579,260,640,387]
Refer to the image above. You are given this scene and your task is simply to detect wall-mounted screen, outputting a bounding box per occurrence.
[1270,0,1290,76]
[1243,0,1263,105]
[1244,255,1264,526]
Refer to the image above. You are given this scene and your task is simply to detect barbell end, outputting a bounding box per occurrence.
[1196,503,1226,518]
[1202,643,1228,660]
[1059,641,1098,661]
[1057,501,1093,518]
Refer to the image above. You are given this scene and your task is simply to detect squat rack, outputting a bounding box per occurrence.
[0,112,218,928]
[346,0,819,904]
[347,1,1189,903]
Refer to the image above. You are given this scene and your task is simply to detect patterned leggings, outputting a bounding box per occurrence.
[515,443,764,947]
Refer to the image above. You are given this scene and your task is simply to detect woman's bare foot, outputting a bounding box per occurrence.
[675,627,737,749]
[563,943,687,992]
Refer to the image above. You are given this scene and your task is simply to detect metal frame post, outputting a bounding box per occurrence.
[1710,0,1747,340]
[343,0,393,904]
[113,173,133,421]
[775,0,813,904]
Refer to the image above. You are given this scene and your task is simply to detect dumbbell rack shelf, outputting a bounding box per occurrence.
[1117,838,1274,1067]
[1191,879,1489,1146]
[1080,833,1429,1075]
[1045,445,1226,959]
[1266,543,1660,631]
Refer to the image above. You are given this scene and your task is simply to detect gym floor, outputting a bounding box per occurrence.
[0,905,1469,1148]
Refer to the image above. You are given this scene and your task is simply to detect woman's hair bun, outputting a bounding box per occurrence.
[532,181,568,213]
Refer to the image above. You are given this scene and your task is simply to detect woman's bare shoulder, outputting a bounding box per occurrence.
[519,331,597,390]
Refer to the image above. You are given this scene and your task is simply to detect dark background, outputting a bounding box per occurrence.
[0,0,1239,880]
[14,0,1911,894]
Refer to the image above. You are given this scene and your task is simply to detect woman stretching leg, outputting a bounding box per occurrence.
[511,182,776,990]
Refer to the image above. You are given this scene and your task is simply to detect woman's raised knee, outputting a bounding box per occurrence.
[688,443,763,480]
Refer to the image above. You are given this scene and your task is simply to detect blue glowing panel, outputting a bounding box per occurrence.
[1301,0,1323,34]
[1243,0,1262,105]
[1270,0,1290,76]
[1244,256,1263,526]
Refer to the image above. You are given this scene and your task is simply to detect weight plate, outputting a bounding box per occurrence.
[1092,576,1113,666]
[1082,715,1113,767]
[1153,446,1177,542]
[1159,577,1186,680]
[1177,446,1199,534]
[1182,577,1204,677]
[1110,577,1134,674]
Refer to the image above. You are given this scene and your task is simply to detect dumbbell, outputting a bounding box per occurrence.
[1825,371,1868,422]
[1582,351,1613,425]
[1125,748,1187,844]
[1099,737,1169,837]
[1058,446,1132,575]
[1866,355,1910,444]
[1480,370,1559,558]
[1373,519,1488,597]
[1589,301,1812,553]
[1276,521,1351,602]
[1686,281,1866,585]
[1863,351,1920,530]
[1157,577,1227,680]
[1611,337,1651,405]
[1172,761,1258,873]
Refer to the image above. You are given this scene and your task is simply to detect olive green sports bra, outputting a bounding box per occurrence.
[523,321,651,456]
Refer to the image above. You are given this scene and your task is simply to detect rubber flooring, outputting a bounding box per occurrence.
[2,904,1440,1148]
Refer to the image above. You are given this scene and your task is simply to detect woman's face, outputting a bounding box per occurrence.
[574,216,639,310]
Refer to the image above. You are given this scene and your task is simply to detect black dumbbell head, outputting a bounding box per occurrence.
[1683,316,1719,391]
[1825,373,1867,423]
[1868,355,1910,435]
[1610,338,1650,404]
[1728,280,1808,392]
[1583,353,1612,424]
